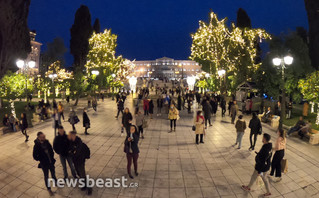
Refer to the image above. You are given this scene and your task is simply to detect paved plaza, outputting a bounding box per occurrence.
[0,95,319,198]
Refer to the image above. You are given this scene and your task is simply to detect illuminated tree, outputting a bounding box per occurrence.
[190,12,270,92]
[85,30,134,92]
[0,71,34,117]
[298,71,319,125]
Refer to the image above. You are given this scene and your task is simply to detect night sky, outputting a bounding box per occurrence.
[28,0,308,66]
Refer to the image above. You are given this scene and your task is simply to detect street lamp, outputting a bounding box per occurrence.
[187,76,196,91]
[49,73,58,100]
[179,63,184,79]
[16,59,36,101]
[111,73,116,100]
[272,55,293,129]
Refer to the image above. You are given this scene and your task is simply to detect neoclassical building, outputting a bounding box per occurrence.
[133,57,201,79]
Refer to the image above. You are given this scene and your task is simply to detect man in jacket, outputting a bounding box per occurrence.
[115,99,124,119]
[33,132,57,193]
[202,100,212,128]
[53,126,77,179]
[230,100,239,124]
[248,113,262,150]
[122,108,133,136]
[241,133,272,197]
[68,131,92,195]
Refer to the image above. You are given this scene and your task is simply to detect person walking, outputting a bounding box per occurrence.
[68,108,79,131]
[221,98,226,117]
[177,94,182,110]
[83,108,90,135]
[143,98,149,116]
[20,113,29,142]
[92,98,97,112]
[157,96,163,116]
[241,133,272,197]
[194,111,205,144]
[115,98,124,119]
[53,126,77,179]
[149,99,154,119]
[58,102,65,122]
[68,131,92,195]
[249,113,262,151]
[269,128,286,182]
[52,109,60,137]
[124,125,140,179]
[168,104,179,132]
[202,100,212,129]
[122,108,133,136]
[231,100,239,124]
[234,115,246,149]
[136,110,145,139]
[33,132,57,195]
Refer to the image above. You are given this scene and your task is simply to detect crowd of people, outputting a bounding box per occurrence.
[1,80,307,197]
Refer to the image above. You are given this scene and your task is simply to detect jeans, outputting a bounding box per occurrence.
[231,113,237,124]
[138,125,143,136]
[41,164,57,189]
[236,132,244,148]
[72,124,76,131]
[288,126,300,135]
[248,170,270,193]
[59,112,64,121]
[170,119,176,130]
[116,110,123,117]
[126,153,139,175]
[204,116,211,127]
[249,132,258,149]
[144,109,149,116]
[222,108,226,117]
[270,149,285,178]
[196,134,204,143]
[59,155,77,178]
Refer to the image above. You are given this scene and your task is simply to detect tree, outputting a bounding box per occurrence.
[298,71,319,125]
[70,72,88,106]
[70,5,93,71]
[190,11,270,93]
[254,33,314,102]
[93,18,101,33]
[304,0,319,69]
[0,71,33,117]
[236,8,251,29]
[41,37,67,76]
[85,29,133,92]
[0,0,31,76]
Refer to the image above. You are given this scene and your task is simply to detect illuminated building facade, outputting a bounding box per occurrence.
[133,57,201,79]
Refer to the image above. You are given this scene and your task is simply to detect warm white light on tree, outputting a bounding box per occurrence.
[218,69,226,77]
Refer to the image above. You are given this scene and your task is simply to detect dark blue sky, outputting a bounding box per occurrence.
[28,0,308,66]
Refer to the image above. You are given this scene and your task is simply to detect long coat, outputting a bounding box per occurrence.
[83,112,90,128]
[194,116,205,135]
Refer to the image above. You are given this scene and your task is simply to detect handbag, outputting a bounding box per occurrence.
[258,128,262,135]
[142,120,148,128]
[192,125,196,131]
[281,159,288,173]
[177,115,180,120]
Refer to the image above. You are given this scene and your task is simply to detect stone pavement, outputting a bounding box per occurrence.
[0,95,319,198]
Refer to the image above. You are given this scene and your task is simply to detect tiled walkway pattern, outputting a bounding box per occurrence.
[0,96,319,198]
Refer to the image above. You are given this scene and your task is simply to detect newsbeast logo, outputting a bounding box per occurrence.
[48,176,139,188]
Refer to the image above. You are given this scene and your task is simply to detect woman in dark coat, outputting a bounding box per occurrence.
[248,113,262,151]
[177,95,182,110]
[20,113,29,142]
[83,108,90,135]
[124,125,140,179]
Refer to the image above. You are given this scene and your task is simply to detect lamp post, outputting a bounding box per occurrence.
[16,59,36,101]
[178,63,184,79]
[272,55,293,129]
[218,69,226,95]
[48,73,58,101]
